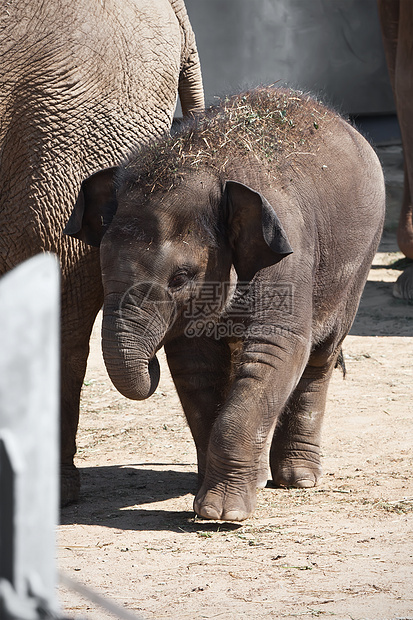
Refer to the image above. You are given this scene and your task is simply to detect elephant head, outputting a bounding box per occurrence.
[65,166,293,401]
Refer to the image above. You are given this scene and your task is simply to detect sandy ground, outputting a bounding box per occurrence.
[58,230,413,620]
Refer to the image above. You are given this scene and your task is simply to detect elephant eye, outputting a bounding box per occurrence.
[168,268,191,290]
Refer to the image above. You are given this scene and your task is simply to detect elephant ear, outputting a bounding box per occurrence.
[64,167,119,247]
[223,180,293,281]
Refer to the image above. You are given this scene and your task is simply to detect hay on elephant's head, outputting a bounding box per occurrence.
[121,86,333,195]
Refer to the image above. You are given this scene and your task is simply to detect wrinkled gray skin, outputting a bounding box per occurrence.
[67,89,385,521]
[0,0,204,505]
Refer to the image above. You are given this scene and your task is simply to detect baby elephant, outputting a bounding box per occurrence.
[66,87,385,521]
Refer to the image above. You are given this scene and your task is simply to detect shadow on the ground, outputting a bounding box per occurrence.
[60,464,242,533]
[350,279,412,337]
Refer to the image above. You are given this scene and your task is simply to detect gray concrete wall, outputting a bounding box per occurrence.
[185,0,394,115]
[0,255,60,612]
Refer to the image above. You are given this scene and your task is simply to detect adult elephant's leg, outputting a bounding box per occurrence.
[270,355,338,489]
[393,174,413,300]
[377,0,399,89]
[378,0,413,300]
[394,1,413,259]
[60,245,103,506]
[392,1,413,300]
[164,335,233,485]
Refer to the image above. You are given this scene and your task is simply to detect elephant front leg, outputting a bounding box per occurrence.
[194,435,259,522]
[164,335,233,486]
[193,379,276,522]
[194,337,311,521]
[270,359,336,489]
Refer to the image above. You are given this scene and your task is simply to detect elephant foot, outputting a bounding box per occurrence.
[393,264,413,302]
[195,461,267,520]
[60,463,80,506]
[194,456,258,521]
[194,480,256,522]
[270,453,322,489]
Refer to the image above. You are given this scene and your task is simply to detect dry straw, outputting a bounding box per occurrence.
[122,86,333,194]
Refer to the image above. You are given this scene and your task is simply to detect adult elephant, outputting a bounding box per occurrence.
[377,0,413,300]
[0,0,204,505]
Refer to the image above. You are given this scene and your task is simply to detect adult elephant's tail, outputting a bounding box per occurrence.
[171,0,205,115]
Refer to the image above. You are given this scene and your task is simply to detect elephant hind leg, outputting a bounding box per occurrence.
[270,355,338,489]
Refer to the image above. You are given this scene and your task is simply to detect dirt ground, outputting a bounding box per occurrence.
[58,229,413,620]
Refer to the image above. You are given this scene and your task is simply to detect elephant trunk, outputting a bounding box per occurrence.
[102,323,160,401]
[101,285,174,400]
